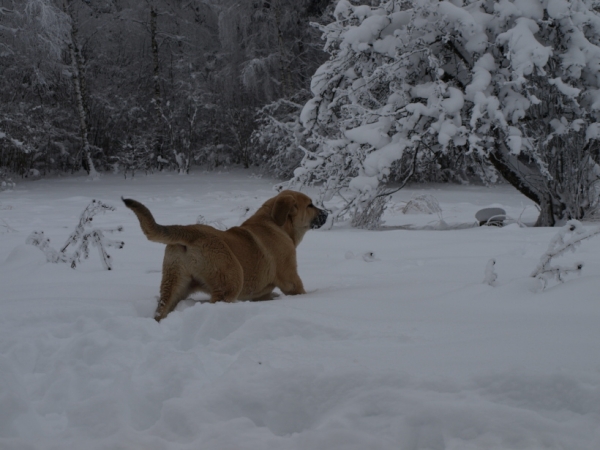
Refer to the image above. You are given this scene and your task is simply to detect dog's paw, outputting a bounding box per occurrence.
[252,292,281,301]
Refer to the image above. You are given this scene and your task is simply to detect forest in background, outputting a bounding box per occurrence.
[0,0,332,179]
[3,0,600,227]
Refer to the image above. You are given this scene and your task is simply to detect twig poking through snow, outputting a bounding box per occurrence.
[26,231,68,263]
[484,258,498,286]
[531,220,600,289]
[26,200,124,270]
[1,218,16,233]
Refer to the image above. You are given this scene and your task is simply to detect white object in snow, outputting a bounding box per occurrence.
[476,207,506,226]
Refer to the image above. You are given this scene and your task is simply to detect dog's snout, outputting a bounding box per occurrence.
[311,208,328,229]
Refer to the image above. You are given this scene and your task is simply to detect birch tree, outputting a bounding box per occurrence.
[62,0,97,177]
[0,0,327,176]
[1,0,73,175]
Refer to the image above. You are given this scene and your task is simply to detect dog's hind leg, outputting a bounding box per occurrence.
[206,268,243,304]
[155,267,193,321]
[154,246,195,321]
[202,251,244,304]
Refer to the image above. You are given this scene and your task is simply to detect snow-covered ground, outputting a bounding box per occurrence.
[1,171,599,450]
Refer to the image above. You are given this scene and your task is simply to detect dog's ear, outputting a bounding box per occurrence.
[271,195,297,226]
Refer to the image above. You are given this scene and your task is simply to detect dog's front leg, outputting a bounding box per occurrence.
[277,273,306,296]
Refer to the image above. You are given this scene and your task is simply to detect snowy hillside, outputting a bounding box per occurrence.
[1,171,599,449]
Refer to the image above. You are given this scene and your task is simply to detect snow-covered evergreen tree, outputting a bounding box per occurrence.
[291,0,600,225]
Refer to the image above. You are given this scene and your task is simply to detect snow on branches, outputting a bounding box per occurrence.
[290,0,600,226]
[531,220,600,289]
[26,200,124,270]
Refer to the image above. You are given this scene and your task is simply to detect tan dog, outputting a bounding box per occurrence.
[123,190,327,321]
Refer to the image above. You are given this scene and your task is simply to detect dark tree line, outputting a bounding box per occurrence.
[4,0,600,227]
[0,0,331,178]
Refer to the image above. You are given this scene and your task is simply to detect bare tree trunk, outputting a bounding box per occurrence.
[184,105,197,174]
[534,194,561,227]
[63,0,97,177]
[273,0,291,97]
[488,135,563,226]
[150,4,164,167]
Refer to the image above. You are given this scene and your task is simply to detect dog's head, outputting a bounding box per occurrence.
[268,190,328,244]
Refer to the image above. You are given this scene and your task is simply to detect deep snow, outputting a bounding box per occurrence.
[1,171,599,450]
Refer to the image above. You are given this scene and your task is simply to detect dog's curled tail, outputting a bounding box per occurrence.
[122,197,166,242]
[122,197,195,246]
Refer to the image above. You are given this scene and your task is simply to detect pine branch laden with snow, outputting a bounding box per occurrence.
[291,0,600,226]
[531,220,600,289]
[26,200,124,270]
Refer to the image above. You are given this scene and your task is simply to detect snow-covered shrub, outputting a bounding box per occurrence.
[0,168,16,191]
[250,97,309,179]
[290,0,600,226]
[397,193,448,228]
[26,200,124,270]
[531,220,600,289]
[1,169,16,233]
[351,191,389,229]
[402,195,442,215]
[112,138,159,178]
